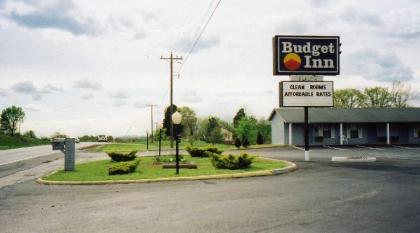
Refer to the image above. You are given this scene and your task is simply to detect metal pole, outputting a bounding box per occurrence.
[175,135,180,174]
[146,131,149,151]
[158,129,162,157]
[170,52,174,149]
[151,105,154,143]
[304,107,310,161]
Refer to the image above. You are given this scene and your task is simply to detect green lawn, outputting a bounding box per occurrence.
[96,140,235,152]
[0,134,49,150]
[44,155,287,181]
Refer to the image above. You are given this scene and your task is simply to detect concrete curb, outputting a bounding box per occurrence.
[36,159,297,185]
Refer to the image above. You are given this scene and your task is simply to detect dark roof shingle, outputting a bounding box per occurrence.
[269,108,420,123]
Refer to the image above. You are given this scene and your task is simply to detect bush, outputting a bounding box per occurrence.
[107,151,137,162]
[209,153,254,170]
[186,146,223,157]
[234,138,241,149]
[154,154,185,163]
[108,158,140,175]
[242,137,250,148]
[256,131,264,145]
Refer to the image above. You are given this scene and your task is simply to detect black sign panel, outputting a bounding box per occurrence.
[273,35,340,75]
[52,142,65,150]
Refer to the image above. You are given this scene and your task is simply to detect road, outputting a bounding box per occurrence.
[1,146,420,233]
[0,142,100,166]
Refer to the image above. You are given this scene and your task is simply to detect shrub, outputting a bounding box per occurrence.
[234,138,241,149]
[209,153,254,170]
[256,131,264,144]
[242,137,250,148]
[108,158,140,175]
[107,151,137,162]
[186,146,223,157]
[155,154,185,163]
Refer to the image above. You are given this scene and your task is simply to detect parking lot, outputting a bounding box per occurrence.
[239,145,420,162]
[1,146,420,233]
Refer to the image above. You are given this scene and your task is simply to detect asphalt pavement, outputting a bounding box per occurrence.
[0,142,100,166]
[1,146,420,233]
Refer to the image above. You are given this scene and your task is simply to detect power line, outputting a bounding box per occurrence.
[178,0,222,74]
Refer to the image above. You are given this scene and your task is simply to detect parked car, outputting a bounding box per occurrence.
[97,135,108,142]
[74,137,80,143]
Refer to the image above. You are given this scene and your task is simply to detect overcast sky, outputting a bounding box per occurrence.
[1,0,420,137]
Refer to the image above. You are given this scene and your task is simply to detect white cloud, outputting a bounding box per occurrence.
[346,49,414,82]
[73,79,102,90]
[81,93,94,100]
[0,88,8,97]
[11,81,63,100]
[109,90,130,99]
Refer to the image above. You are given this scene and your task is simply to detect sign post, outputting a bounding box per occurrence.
[273,35,340,161]
[51,138,75,171]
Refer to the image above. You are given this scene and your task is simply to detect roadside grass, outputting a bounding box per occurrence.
[95,140,235,153]
[44,155,287,181]
[0,134,49,150]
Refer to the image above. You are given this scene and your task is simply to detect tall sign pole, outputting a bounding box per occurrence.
[273,35,340,161]
[161,53,183,148]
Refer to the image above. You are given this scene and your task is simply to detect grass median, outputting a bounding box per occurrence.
[43,155,288,182]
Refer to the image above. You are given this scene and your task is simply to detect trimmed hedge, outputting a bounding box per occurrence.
[108,158,140,175]
[209,153,254,170]
[107,151,137,162]
[185,146,223,157]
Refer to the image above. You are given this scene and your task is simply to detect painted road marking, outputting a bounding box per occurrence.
[392,145,418,150]
[292,146,304,151]
[325,146,349,151]
[356,145,385,151]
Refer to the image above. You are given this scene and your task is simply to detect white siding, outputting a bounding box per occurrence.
[271,112,285,145]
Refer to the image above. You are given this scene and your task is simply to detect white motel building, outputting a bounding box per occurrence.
[269,108,420,146]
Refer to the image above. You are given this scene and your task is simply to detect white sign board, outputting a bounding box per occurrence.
[280,81,334,107]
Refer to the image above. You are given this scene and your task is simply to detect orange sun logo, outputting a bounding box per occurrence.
[283,53,301,71]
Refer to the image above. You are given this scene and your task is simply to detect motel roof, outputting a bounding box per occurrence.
[268,108,420,123]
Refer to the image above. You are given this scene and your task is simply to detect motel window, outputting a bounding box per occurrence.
[317,125,335,139]
[415,128,420,138]
[348,125,363,139]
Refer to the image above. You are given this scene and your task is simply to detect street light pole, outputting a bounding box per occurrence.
[171,111,183,175]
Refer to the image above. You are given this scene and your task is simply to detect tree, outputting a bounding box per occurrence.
[234,138,241,148]
[178,106,198,143]
[162,104,178,137]
[23,130,37,139]
[256,119,271,144]
[256,131,264,144]
[51,132,67,138]
[364,87,393,108]
[235,117,258,145]
[0,106,25,135]
[233,108,246,128]
[334,88,366,108]
[242,137,250,148]
[390,81,412,108]
[197,117,224,144]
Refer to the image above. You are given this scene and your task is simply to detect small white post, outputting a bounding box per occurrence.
[340,123,343,145]
[386,123,390,145]
[289,123,293,146]
[305,150,310,161]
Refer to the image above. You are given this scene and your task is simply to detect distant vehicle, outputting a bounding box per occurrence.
[74,137,80,143]
[97,135,108,142]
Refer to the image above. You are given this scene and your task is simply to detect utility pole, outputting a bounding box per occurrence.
[146,104,158,143]
[160,52,183,148]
